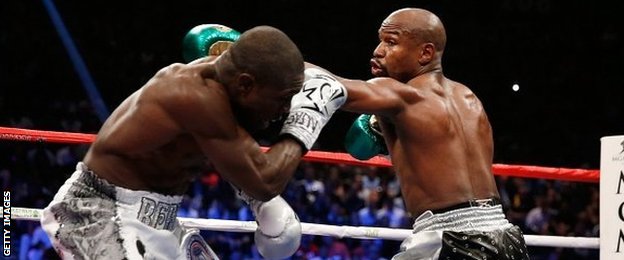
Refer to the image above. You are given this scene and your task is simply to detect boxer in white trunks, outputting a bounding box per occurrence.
[41,25,347,259]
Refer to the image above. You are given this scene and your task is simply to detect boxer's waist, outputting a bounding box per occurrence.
[72,162,183,205]
[430,197,501,215]
[63,162,182,231]
[412,202,510,234]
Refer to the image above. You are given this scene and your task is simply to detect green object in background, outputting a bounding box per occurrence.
[182,24,241,62]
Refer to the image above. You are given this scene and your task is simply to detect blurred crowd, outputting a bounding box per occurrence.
[0,99,599,260]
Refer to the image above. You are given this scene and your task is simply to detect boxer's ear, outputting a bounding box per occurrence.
[418,42,435,65]
[236,73,255,96]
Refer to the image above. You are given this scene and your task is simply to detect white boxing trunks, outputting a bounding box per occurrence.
[41,162,218,260]
[392,199,529,260]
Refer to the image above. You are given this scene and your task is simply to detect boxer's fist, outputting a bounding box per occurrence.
[231,186,301,259]
[344,114,388,160]
[280,68,347,151]
[252,196,301,260]
[182,24,240,62]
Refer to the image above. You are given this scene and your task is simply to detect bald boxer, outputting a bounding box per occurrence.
[321,8,529,259]
[41,25,347,259]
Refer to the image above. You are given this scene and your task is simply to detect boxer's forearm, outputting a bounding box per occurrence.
[256,138,304,199]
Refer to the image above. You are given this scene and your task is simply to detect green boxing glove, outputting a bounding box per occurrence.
[344,114,388,160]
[182,24,241,62]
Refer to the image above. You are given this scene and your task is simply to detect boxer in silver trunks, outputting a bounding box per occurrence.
[41,25,347,259]
[311,8,530,259]
[42,162,204,259]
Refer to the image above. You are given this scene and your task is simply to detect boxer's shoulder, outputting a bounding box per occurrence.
[152,62,187,78]
[147,62,213,88]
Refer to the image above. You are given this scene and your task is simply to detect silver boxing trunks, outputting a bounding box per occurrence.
[392,199,530,260]
[41,162,218,260]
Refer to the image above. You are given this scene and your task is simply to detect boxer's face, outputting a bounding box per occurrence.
[372,16,423,82]
[237,81,300,132]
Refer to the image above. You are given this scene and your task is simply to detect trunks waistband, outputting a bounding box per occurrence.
[412,203,511,233]
[74,162,183,205]
[430,197,501,215]
[67,162,182,231]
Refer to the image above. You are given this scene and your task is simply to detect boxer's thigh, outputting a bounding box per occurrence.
[438,226,529,260]
[392,230,443,260]
[47,197,128,259]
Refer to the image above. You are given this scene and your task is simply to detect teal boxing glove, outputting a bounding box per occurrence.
[182,24,241,62]
[344,114,388,160]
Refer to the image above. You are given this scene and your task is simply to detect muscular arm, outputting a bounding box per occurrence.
[166,80,302,201]
[197,126,302,202]
[305,62,414,116]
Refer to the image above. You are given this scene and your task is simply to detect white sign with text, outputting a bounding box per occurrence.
[600,135,624,259]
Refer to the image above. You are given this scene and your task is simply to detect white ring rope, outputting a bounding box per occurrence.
[12,207,599,249]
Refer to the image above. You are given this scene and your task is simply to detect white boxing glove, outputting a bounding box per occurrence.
[280,68,347,151]
[231,185,301,260]
[252,196,301,260]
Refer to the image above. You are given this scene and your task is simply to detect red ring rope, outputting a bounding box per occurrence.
[0,126,599,183]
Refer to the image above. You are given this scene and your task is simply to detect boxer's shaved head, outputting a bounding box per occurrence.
[229,26,304,88]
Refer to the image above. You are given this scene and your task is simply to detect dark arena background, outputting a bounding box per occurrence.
[1,0,622,259]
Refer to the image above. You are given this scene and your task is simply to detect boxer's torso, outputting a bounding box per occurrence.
[84,60,223,195]
[381,72,499,217]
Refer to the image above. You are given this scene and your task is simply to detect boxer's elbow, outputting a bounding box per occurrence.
[247,150,298,201]
[246,183,279,202]
[255,167,290,201]
[255,190,280,202]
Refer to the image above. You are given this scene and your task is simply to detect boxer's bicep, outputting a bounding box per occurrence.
[162,84,264,191]
[196,127,302,201]
[168,82,299,200]
[341,78,407,116]
[197,127,270,196]
[303,62,408,115]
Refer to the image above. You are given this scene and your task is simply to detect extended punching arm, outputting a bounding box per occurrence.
[280,68,348,152]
